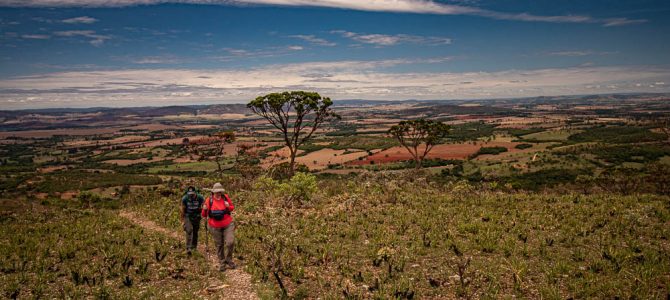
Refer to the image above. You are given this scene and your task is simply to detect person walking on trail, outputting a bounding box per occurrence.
[181,186,204,255]
[202,182,237,271]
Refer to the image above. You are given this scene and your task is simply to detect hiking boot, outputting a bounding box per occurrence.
[226,262,237,269]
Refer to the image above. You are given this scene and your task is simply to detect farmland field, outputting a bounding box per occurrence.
[1,97,670,299]
[148,161,222,173]
[349,141,521,165]
[520,129,581,141]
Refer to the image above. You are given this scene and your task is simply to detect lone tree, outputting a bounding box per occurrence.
[389,119,450,169]
[248,91,338,175]
[199,131,236,173]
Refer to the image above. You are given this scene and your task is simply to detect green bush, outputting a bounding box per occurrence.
[254,175,280,192]
[267,162,309,180]
[503,168,589,191]
[470,146,508,158]
[278,172,318,204]
[515,143,533,150]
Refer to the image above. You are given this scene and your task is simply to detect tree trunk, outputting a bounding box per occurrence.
[413,145,421,169]
[288,147,296,177]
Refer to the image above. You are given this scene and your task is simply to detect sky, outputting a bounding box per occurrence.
[0,0,669,109]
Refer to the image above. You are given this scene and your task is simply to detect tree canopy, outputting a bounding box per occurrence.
[248,91,338,175]
[389,119,450,169]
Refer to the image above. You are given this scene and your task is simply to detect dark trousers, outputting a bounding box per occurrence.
[183,217,201,250]
[209,223,235,265]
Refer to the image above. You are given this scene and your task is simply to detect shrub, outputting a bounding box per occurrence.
[470,146,508,158]
[254,175,280,192]
[76,191,119,209]
[515,143,533,150]
[268,162,309,180]
[504,168,589,191]
[278,172,318,205]
[440,161,464,177]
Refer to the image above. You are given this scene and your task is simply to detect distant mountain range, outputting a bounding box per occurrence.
[1,93,668,116]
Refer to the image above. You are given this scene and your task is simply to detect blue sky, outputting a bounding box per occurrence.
[0,0,669,109]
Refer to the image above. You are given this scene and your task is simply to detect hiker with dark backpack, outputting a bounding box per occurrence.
[181,186,205,255]
[202,182,237,271]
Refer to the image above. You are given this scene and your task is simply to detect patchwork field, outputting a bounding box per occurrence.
[1,97,670,299]
[349,141,521,165]
[520,129,582,141]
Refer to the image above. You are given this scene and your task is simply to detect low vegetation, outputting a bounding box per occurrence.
[0,199,228,299]
[33,170,162,193]
[128,173,670,299]
[568,126,666,144]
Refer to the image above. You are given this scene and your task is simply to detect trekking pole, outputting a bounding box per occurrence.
[205,190,211,268]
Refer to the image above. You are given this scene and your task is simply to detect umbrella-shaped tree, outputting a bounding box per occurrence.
[389,119,450,169]
[248,91,338,176]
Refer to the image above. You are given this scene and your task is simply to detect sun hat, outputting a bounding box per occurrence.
[210,182,225,193]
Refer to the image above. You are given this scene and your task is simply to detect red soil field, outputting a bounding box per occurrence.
[348,141,520,165]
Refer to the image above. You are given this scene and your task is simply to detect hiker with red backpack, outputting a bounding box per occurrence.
[181,186,205,255]
[202,182,237,271]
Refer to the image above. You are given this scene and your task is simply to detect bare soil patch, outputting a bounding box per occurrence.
[38,165,70,173]
[261,146,304,167]
[297,148,370,170]
[349,141,521,165]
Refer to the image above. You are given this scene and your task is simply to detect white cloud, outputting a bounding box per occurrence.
[130,56,185,64]
[332,30,451,46]
[21,34,51,39]
[54,30,111,46]
[212,45,304,61]
[0,0,646,26]
[546,50,616,57]
[547,51,593,57]
[1,60,668,108]
[603,18,647,27]
[288,34,336,47]
[61,16,98,24]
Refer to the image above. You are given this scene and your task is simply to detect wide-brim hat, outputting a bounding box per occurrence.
[210,182,225,193]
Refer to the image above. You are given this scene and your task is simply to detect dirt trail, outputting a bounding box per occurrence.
[119,210,259,300]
